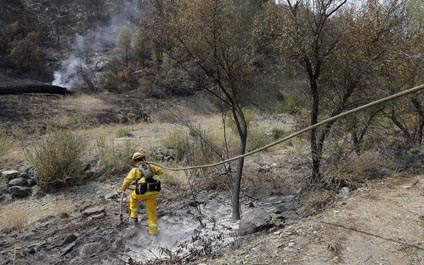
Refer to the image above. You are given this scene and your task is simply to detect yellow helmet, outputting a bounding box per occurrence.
[132,152,145,161]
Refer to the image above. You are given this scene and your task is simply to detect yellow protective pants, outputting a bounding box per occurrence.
[129,192,159,235]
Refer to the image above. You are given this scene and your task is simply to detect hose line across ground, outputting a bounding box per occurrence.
[149,84,424,171]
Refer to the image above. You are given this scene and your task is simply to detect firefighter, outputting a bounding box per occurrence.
[122,152,164,235]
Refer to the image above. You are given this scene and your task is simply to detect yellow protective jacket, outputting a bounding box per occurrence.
[122,162,164,191]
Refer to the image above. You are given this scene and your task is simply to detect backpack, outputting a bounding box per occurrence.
[135,163,161,194]
[138,163,153,179]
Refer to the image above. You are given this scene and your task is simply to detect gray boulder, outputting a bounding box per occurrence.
[8,186,32,198]
[27,178,37,187]
[8,177,28,187]
[0,186,8,195]
[82,206,105,217]
[151,148,175,162]
[1,170,20,180]
[61,234,78,246]
[239,208,273,236]
[0,194,12,204]
[104,193,119,200]
[18,165,34,179]
[31,186,46,198]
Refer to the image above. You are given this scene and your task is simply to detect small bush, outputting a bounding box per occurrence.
[162,129,191,162]
[338,150,394,181]
[298,191,336,217]
[0,132,12,157]
[27,130,87,192]
[226,108,256,132]
[55,198,75,219]
[9,35,46,73]
[96,137,133,176]
[161,127,233,166]
[271,128,290,140]
[247,127,273,151]
[115,128,131,138]
[46,116,80,132]
[280,88,309,115]
[0,201,31,231]
[225,109,255,133]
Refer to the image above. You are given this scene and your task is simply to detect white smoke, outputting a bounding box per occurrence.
[52,54,88,89]
[52,1,143,90]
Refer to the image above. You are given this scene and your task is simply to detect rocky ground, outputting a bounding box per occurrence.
[1,92,423,265]
[197,173,424,265]
[0,170,299,265]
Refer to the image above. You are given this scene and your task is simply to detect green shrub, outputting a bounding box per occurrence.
[9,34,46,72]
[96,137,133,176]
[115,128,131,138]
[271,128,290,140]
[0,132,12,157]
[162,129,191,162]
[247,127,273,151]
[162,128,229,165]
[280,89,309,115]
[27,131,87,191]
[226,108,256,132]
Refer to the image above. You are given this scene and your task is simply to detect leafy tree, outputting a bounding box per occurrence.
[264,0,410,183]
[146,0,263,220]
[374,0,424,147]
[0,0,48,71]
[133,29,152,67]
[116,25,132,68]
[9,32,46,72]
[99,57,130,91]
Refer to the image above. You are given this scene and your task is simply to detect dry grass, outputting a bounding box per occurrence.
[297,190,336,217]
[61,94,111,112]
[0,131,13,157]
[283,137,309,158]
[0,197,76,231]
[331,150,396,186]
[55,197,76,219]
[45,115,80,132]
[115,127,131,138]
[96,136,134,176]
[0,201,31,231]
[10,125,26,143]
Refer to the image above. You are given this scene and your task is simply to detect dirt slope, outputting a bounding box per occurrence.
[197,174,424,265]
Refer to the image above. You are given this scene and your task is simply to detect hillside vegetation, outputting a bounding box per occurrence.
[0,0,423,264]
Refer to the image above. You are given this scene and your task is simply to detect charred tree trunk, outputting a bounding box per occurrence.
[0,84,70,95]
[231,106,248,221]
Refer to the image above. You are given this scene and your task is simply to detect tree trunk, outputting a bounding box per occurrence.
[391,110,414,147]
[310,80,321,184]
[232,140,246,221]
[231,107,248,221]
[411,98,424,146]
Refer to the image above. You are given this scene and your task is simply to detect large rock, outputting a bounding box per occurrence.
[61,234,78,246]
[8,186,32,198]
[0,186,8,195]
[82,206,105,217]
[238,208,273,236]
[19,165,34,179]
[8,177,28,187]
[79,242,104,257]
[31,186,46,198]
[1,170,20,180]
[151,148,175,162]
[0,194,12,204]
